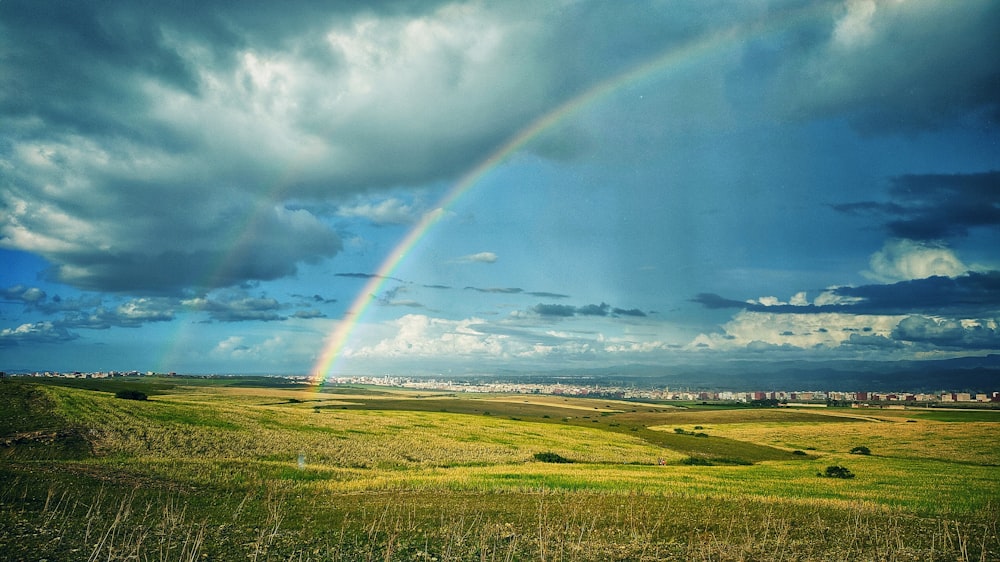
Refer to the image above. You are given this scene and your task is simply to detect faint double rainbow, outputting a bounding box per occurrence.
[308,5,831,384]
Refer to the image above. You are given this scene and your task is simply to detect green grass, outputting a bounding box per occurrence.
[914,410,1000,422]
[1,379,998,561]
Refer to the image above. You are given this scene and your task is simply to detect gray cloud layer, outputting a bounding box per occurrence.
[694,271,1000,317]
[835,171,1000,241]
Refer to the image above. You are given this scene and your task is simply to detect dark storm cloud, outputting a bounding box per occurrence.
[0,285,46,305]
[576,303,610,316]
[892,315,1000,349]
[532,304,577,317]
[1,0,614,295]
[532,302,648,319]
[838,272,1000,316]
[691,293,748,310]
[751,0,1000,134]
[834,171,1000,240]
[465,287,524,295]
[526,291,570,299]
[612,307,646,318]
[841,333,905,349]
[694,271,1000,317]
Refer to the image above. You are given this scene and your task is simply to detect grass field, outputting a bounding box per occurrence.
[1,377,998,560]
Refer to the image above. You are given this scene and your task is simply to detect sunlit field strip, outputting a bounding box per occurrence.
[688,418,1000,465]
[47,385,673,466]
[77,451,998,517]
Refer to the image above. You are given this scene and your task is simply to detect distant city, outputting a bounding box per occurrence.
[7,370,999,408]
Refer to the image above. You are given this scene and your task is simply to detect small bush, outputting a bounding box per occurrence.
[792,450,807,456]
[823,465,855,479]
[533,452,572,463]
[674,428,687,434]
[114,389,147,401]
[849,446,871,455]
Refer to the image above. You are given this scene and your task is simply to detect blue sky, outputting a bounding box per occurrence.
[1,0,999,378]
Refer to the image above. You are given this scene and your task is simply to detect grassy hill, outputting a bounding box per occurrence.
[1,378,998,560]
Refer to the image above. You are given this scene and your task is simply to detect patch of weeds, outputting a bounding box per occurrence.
[821,465,855,479]
[533,452,573,463]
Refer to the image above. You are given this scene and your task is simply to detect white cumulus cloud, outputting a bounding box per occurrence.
[864,239,967,283]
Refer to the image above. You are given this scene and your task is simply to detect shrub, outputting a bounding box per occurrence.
[792,450,807,456]
[114,389,147,401]
[823,465,855,479]
[533,452,572,463]
[674,428,687,434]
[850,446,871,455]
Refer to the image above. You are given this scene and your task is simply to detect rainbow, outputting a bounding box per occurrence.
[308,5,832,385]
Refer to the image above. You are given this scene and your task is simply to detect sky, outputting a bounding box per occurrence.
[1,0,999,380]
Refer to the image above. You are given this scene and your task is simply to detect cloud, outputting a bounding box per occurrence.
[1,1,603,295]
[336,197,420,225]
[835,172,1000,241]
[1,183,341,293]
[455,252,499,264]
[49,298,179,330]
[532,304,577,317]
[612,307,647,318]
[291,293,337,305]
[892,315,1000,349]
[182,292,285,322]
[465,286,523,294]
[1,285,46,305]
[864,240,967,283]
[531,302,648,319]
[0,322,78,346]
[688,310,905,354]
[753,1,1000,133]
[694,271,1000,317]
[837,272,1000,316]
[462,286,569,299]
[345,314,511,360]
[576,303,610,316]
[337,272,404,282]
[212,335,288,360]
[525,291,570,299]
[345,313,671,366]
[841,332,905,350]
[292,309,325,319]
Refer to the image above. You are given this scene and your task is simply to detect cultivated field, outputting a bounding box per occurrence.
[1,377,998,560]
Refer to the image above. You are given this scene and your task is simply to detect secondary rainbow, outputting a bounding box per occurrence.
[309,5,830,384]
